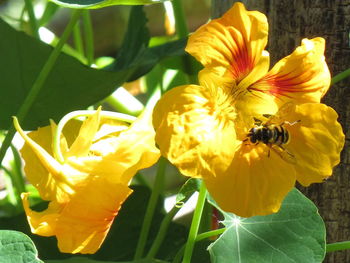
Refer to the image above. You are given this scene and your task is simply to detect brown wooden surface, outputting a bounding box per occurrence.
[213,1,350,262]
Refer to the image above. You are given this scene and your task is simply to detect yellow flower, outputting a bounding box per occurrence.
[14,108,159,254]
[152,3,344,217]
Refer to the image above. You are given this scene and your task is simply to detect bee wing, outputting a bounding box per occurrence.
[270,145,297,165]
[265,102,296,125]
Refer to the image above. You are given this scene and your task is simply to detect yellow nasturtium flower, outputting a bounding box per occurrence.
[152,3,344,217]
[14,108,159,254]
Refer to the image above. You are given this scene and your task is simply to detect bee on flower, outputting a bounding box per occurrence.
[152,3,344,217]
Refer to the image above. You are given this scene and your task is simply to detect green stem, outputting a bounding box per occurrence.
[54,109,136,163]
[196,228,226,242]
[24,0,39,38]
[172,228,226,263]
[182,182,207,263]
[0,9,83,167]
[171,0,197,84]
[172,0,189,38]
[73,21,84,57]
[331,68,350,85]
[9,145,26,194]
[146,205,180,259]
[134,157,167,260]
[39,2,59,27]
[326,241,350,252]
[82,10,94,65]
[173,246,185,263]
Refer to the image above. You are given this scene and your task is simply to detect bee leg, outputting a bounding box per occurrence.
[277,145,295,158]
[253,117,264,125]
[281,120,301,126]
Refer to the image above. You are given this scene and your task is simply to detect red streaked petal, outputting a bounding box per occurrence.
[186,2,268,83]
[250,38,330,104]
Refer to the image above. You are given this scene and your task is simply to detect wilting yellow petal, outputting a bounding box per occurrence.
[153,85,239,179]
[110,109,160,183]
[17,107,160,254]
[204,143,295,217]
[251,38,330,104]
[56,178,132,254]
[284,103,344,186]
[21,193,60,236]
[67,107,101,158]
[186,2,269,83]
[14,118,72,201]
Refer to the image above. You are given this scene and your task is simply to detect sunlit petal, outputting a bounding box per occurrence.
[56,179,132,254]
[186,2,269,83]
[67,107,101,158]
[153,85,239,179]
[251,38,330,104]
[285,103,344,186]
[204,144,295,217]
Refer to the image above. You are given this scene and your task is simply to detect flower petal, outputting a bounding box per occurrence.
[91,109,160,184]
[204,143,296,217]
[14,118,72,201]
[284,103,344,186]
[186,2,269,83]
[21,193,60,236]
[251,38,330,103]
[56,178,132,254]
[67,107,101,158]
[153,85,239,179]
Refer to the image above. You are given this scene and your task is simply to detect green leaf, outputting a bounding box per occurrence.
[208,188,326,263]
[46,257,169,263]
[0,15,184,130]
[49,0,167,9]
[0,230,43,263]
[176,178,201,206]
[0,18,126,130]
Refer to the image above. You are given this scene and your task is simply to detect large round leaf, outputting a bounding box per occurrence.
[0,230,43,263]
[208,188,326,263]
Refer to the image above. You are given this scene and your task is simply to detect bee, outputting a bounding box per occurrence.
[245,103,300,164]
[247,122,290,146]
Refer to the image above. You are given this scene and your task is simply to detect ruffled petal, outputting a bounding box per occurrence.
[67,107,101,158]
[284,103,344,186]
[250,38,330,103]
[204,143,296,217]
[21,193,60,236]
[56,179,132,254]
[153,85,239,179]
[186,2,269,83]
[14,118,72,201]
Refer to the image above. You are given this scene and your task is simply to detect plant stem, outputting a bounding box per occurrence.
[73,21,84,57]
[9,145,26,194]
[0,9,83,167]
[172,227,226,263]
[134,157,167,260]
[82,10,94,65]
[172,0,189,38]
[146,205,180,259]
[326,241,350,252]
[24,0,39,38]
[182,182,207,263]
[171,0,197,84]
[173,246,185,263]
[331,68,350,85]
[196,228,226,242]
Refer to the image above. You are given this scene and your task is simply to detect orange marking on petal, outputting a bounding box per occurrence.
[250,72,321,98]
[228,38,254,81]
